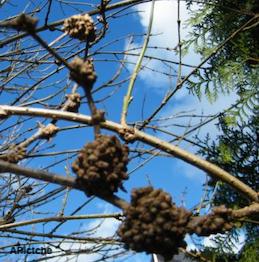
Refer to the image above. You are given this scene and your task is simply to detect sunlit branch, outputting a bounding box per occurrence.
[0,105,258,202]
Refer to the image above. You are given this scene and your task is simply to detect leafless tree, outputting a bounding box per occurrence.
[0,0,258,261]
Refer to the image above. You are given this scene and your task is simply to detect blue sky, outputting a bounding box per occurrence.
[0,0,242,261]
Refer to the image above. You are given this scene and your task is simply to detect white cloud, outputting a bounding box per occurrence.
[203,232,245,253]
[173,160,206,182]
[46,242,100,262]
[126,0,200,90]
[46,203,122,262]
[84,203,121,238]
[186,232,245,255]
[124,1,190,91]
[136,0,190,47]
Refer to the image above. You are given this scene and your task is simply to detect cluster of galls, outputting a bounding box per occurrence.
[63,93,81,113]
[117,187,192,259]
[69,57,96,88]
[0,145,26,163]
[64,14,96,42]
[72,135,129,196]
[187,205,233,236]
[117,187,235,259]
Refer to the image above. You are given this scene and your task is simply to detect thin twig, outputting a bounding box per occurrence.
[0,213,122,230]
[121,0,155,126]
